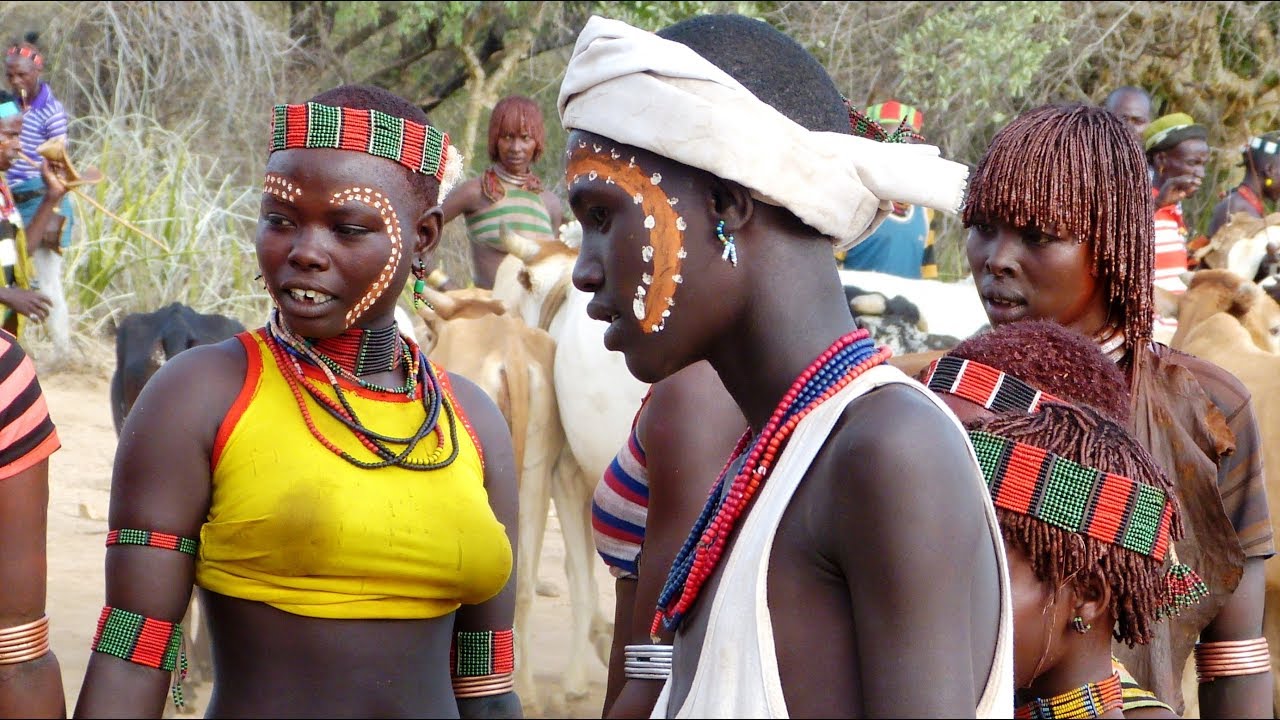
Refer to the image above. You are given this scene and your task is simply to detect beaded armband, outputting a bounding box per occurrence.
[106,528,198,556]
[924,356,1060,414]
[0,615,51,666]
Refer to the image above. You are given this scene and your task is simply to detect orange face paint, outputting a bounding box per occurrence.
[567,140,685,333]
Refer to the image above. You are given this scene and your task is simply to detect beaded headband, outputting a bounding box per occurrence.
[970,430,1174,561]
[924,356,1059,414]
[1250,136,1279,156]
[269,102,463,197]
[6,45,42,69]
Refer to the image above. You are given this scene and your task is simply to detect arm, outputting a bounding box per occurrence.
[1198,556,1271,718]
[74,342,242,718]
[541,191,564,240]
[606,364,746,719]
[446,373,521,720]
[26,160,68,254]
[836,386,998,717]
[0,461,64,719]
[441,178,483,229]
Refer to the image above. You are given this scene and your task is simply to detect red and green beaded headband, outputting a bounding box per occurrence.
[969,430,1174,561]
[270,102,451,180]
[925,356,1060,414]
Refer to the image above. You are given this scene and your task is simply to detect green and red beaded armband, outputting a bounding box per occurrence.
[449,629,515,677]
[106,528,198,556]
[92,606,183,672]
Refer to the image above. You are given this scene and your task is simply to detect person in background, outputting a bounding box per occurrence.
[1104,86,1153,144]
[5,32,72,361]
[1144,112,1210,338]
[835,100,937,279]
[1207,131,1280,251]
[441,95,562,289]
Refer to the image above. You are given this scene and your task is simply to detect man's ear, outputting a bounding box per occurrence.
[414,205,444,260]
[710,177,754,236]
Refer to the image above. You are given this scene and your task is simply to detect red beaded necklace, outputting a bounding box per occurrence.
[652,330,891,637]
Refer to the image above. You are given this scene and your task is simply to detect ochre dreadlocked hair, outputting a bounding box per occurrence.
[972,403,1183,647]
[948,319,1130,424]
[964,104,1155,345]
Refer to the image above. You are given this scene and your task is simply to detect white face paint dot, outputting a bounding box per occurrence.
[642,246,654,262]
[633,295,646,320]
[633,192,643,205]
[675,217,686,231]
[588,170,598,181]
[673,274,683,284]
[650,173,662,185]
[642,273,653,285]
[677,248,687,259]
[644,215,655,229]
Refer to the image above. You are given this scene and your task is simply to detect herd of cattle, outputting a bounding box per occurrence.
[108,213,1280,713]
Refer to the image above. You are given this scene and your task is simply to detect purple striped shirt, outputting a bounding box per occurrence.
[6,83,69,186]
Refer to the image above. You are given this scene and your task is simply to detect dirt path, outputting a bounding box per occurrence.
[39,370,612,718]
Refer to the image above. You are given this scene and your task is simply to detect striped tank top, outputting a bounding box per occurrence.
[465,178,554,249]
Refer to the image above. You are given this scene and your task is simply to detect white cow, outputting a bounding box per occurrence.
[492,229,644,702]
[838,269,989,341]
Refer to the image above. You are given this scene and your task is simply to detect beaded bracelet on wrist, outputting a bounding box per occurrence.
[450,629,515,677]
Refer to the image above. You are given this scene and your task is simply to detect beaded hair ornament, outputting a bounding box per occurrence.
[845,98,925,145]
[1250,136,1279,156]
[269,102,464,199]
[6,45,42,70]
[970,430,1208,618]
[924,356,1061,414]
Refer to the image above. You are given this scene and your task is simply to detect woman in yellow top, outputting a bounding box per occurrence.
[74,85,520,718]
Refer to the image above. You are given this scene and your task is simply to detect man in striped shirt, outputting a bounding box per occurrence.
[6,33,73,359]
[1144,113,1209,340]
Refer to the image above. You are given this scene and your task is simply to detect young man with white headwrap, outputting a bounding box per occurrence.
[560,14,1012,718]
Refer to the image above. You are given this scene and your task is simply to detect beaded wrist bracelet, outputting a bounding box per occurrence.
[450,629,515,678]
[924,356,1061,414]
[106,528,198,556]
[92,606,183,672]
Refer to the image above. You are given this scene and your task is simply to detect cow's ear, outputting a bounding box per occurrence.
[413,205,444,258]
[1153,286,1181,320]
[1229,283,1259,318]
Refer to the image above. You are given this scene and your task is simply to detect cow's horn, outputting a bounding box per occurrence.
[500,223,542,262]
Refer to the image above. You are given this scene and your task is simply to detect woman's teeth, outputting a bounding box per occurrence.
[288,288,334,303]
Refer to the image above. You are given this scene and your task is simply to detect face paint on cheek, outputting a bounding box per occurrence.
[330,187,403,328]
[567,141,686,334]
[263,174,301,203]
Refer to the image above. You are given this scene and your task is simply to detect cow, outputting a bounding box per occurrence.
[1161,269,1280,715]
[838,269,989,342]
[1195,211,1280,284]
[110,303,246,435]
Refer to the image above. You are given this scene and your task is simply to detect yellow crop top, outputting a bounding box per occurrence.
[195,329,512,620]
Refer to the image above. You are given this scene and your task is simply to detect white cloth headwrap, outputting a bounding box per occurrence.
[558,16,970,251]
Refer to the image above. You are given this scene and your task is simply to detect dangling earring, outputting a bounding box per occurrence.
[716,220,738,267]
[1072,616,1091,634]
[411,260,433,311]
[1266,177,1275,188]
[254,273,265,291]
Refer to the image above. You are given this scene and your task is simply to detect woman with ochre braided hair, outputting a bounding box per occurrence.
[441,95,563,289]
[73,85,520,718]
[964,103,1274,718]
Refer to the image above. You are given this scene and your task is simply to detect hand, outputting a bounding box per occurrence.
[0,287,53,321]
[1154,174,1201,207]
[40,159,68,200]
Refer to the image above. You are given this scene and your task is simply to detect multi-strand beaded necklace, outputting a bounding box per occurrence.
[652,329,891,637]
[1015,672,1122,719]
[265,310,460,471]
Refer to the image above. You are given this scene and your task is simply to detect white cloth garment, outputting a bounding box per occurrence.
[651,364,1014,719]
[31,247,70,357]
[558,16,970,252]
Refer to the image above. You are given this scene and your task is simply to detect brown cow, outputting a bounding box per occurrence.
[1163,269,1280,714]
